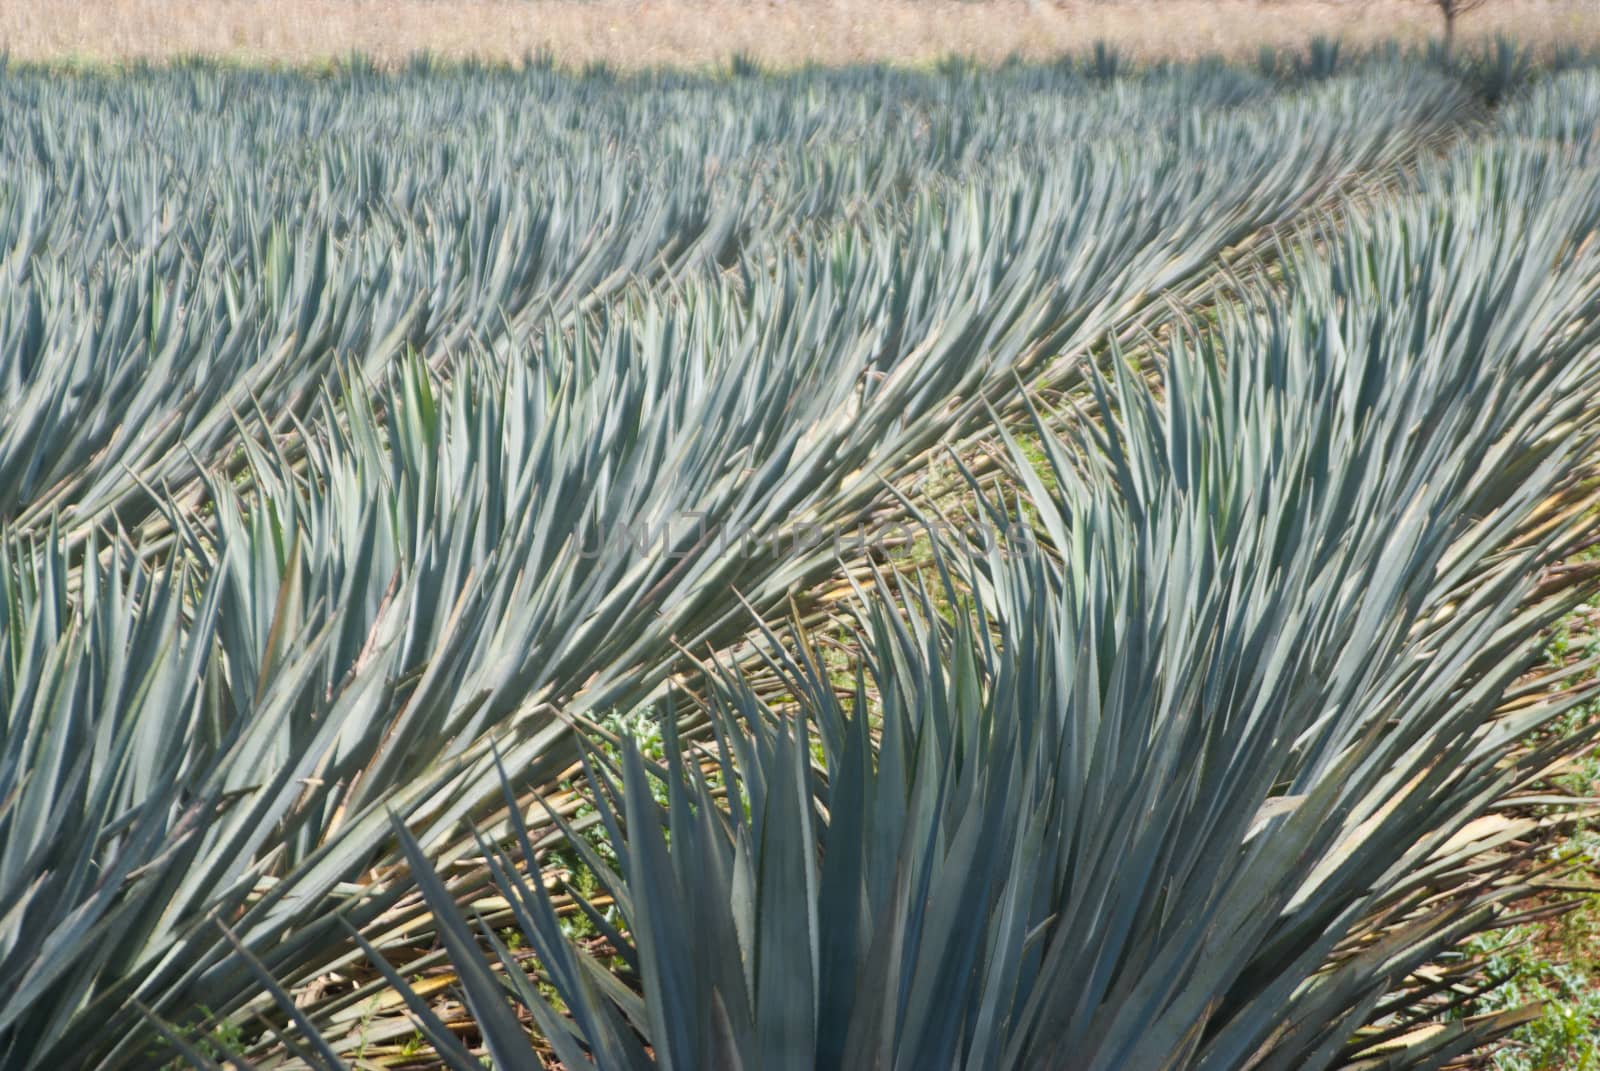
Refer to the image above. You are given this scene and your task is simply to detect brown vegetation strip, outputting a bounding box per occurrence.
[0,0,1595,68]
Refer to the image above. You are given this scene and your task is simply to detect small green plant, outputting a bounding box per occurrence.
[158,1007,247,1069]
[1463,914,1600,1071]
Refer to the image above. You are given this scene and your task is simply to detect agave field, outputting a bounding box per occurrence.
[5,45,1600,1071]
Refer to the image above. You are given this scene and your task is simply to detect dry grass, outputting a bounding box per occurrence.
[0,0,1595,69]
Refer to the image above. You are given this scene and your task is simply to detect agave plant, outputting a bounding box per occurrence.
[0,59,1464,538]
[0,54,1565,1071]
[277,103,1600,1070]
[1497,67,1600,159]
[0,531,221,1065]
[19,68,1501,1071]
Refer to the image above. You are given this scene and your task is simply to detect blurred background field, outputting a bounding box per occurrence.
[2,0,1596,67]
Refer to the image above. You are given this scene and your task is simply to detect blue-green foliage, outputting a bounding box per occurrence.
[2,51,1577,1071]
[332,72,1600,1069]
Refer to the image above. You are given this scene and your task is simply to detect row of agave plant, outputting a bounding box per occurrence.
[0,56,1453,534]
[225,69,1600,1069]
[0,54,1594,1070]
